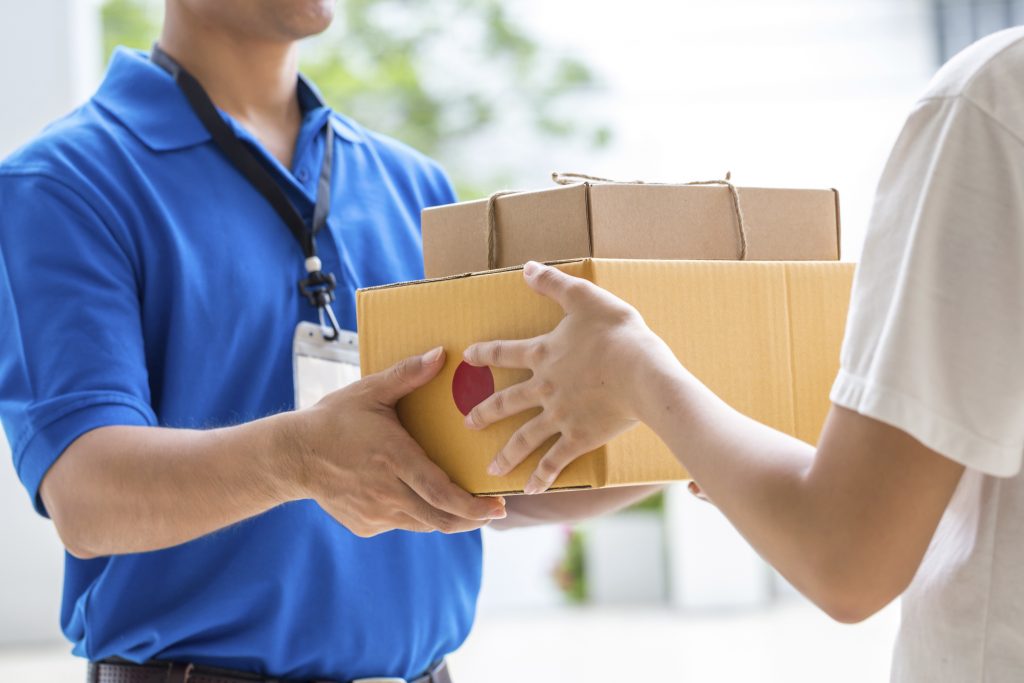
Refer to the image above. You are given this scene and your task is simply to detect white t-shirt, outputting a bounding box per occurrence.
[830,27,1024,682]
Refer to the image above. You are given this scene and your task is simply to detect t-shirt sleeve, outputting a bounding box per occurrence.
[0,172,156,515]
[831,95,1024,477]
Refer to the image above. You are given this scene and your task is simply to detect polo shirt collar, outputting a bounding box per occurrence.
[93,47,363,152]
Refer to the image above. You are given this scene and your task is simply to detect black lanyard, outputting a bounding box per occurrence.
[150,44,341,340]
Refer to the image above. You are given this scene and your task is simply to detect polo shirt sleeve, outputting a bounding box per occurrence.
[0,172,157,516]
[424,161,458,207]
[830,95,1024,477]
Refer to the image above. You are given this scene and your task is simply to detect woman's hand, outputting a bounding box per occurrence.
[462,261,683,494]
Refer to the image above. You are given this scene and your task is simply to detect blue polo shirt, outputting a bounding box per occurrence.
[0,48,480,681]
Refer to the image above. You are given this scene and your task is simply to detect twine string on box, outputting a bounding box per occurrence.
[550,171,748,261]
[485,190,521,270]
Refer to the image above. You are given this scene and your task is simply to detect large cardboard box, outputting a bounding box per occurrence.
[422,182,841,278]
[357,259,854,495]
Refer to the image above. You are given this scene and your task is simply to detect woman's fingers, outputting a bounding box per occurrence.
[463,337,537,370]
[522,261,592,313]
[487,414,559,477]
[466,378,545,430]
[523,434,590,494]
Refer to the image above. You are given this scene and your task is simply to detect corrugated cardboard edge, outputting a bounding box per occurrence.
[358,258,589,292]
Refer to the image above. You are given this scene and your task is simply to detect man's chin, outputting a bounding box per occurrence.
[278,0,336,39]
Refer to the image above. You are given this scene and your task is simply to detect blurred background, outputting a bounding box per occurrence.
[0,0,1016,681]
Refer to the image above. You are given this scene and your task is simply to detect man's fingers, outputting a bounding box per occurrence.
[463,337,536,370]
[523,435,589,494]
[688,480,711,503]
[373,346,446,405]
[487,414,558,477]
[395,443,506,521]
[394,512,434,534]
[522,261,592,312]
[395,486,489,534]
[465,380,542,431]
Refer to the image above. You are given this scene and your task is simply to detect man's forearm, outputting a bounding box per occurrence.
[495,485,661,529]
[41,413,302,559]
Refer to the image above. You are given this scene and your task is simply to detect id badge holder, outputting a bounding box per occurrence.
[292,321,361,410]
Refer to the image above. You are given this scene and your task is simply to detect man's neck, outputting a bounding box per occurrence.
[158,9,303,167]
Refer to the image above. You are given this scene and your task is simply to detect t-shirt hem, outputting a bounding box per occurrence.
[14,395,157,517]
[831,368,1021,478]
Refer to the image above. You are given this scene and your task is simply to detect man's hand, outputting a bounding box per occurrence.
[290,347,507,536]
[462,261,679,494]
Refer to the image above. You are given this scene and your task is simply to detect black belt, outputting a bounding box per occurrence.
[88,658,452,683]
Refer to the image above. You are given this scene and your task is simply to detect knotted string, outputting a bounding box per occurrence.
[550,171,748,260]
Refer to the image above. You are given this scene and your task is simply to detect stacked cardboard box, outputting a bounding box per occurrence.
[358,178,854,495]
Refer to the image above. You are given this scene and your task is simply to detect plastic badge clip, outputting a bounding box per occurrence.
[298,265,341,341]
[298,269,337,308]
[316,301,342,342]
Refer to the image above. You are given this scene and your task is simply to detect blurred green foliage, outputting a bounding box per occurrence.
[627,489,664,513]
[100,0,158,59]
[553,527,587,603]
[100,0,611,198]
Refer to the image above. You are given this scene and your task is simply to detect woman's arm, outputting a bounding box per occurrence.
[464,262,964,622]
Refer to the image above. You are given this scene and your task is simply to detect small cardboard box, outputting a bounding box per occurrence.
[422,181,841,278]
[357,259,854,495]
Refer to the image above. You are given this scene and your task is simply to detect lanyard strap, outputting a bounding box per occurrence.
[150,44,341,339]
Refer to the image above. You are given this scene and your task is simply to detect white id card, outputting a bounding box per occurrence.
[292,321,361,410]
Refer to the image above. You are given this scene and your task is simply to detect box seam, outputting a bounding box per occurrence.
[584,183,595,257]
[832,189,842,259]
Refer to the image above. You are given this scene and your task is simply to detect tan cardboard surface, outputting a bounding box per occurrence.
[422,183,841,278]
[357,259,855,495]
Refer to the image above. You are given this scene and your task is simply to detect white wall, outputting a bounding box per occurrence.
[513,0,938,260]
[0,0,102,156]
[0,0,102,645]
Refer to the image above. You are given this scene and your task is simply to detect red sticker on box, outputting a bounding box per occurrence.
[452,361,495,416]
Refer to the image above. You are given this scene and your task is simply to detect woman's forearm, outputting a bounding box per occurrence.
[638,368,821,588]
[636,363,962,622]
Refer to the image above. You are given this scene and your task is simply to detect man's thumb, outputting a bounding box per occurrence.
[374,346,446,405]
